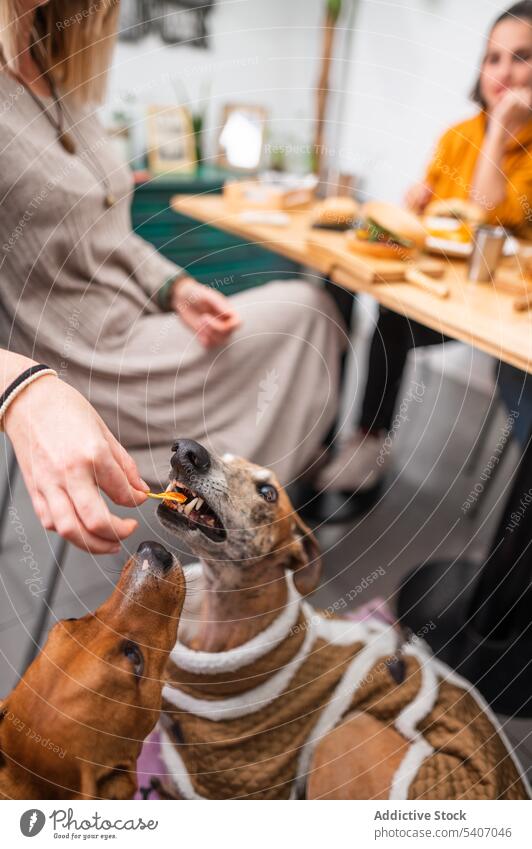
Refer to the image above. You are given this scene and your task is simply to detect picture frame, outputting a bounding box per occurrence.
[146,105,197,175]
[217,103,267,172]
[119,0,214,46]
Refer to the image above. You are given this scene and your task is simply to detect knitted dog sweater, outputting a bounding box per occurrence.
[160,568,530,800]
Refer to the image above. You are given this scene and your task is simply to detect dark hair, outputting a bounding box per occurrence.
[471,1,532,108]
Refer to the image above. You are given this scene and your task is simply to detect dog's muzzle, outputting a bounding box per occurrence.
[135,541,175,572]
[171,439,211,478]
[158,439,226,542]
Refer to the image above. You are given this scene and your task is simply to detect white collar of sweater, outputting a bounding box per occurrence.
[169,565,302,675]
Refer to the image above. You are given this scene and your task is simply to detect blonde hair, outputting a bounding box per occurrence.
[0,0,121,104]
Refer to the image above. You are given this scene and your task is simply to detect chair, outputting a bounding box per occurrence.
[0,439,69,676]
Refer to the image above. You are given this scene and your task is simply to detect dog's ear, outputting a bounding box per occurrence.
[288,514,322,596]
[79,763,137,800]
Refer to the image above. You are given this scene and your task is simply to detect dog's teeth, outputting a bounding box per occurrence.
[165,482,174,492]
[195,497,204,510]
[183,497,198,517]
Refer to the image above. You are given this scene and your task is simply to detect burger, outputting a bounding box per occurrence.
[424,197,487,226]
[312,196,360,230]
[424,197,486,243]
[347,200,426,259]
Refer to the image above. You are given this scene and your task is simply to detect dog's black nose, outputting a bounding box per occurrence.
[136,541,174,573]
[171,439,211,476]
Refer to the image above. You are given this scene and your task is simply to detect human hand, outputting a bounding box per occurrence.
[404,182,432,214]
[3,376,148,554]
[170,276,241,348]
[489,86,532,140]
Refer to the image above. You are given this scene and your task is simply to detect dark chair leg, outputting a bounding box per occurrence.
[0,445,19,552]
[322,281,356,450]
[466,426,513,520]
[19,536,69,677]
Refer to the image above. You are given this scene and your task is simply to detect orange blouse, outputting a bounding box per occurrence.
[424,111,532,234]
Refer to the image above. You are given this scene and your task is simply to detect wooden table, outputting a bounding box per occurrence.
[172,194,532,374]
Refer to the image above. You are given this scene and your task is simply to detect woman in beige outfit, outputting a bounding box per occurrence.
[0,2,343,500]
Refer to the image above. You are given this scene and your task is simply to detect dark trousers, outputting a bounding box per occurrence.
[360,307,449,432]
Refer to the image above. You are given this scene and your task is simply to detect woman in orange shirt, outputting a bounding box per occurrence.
[318,1,532,496]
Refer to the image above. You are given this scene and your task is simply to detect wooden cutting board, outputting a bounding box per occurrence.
[495,264,532,296]
[306,230,445,284]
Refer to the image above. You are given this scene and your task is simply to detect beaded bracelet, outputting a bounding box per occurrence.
[0,364,58,432]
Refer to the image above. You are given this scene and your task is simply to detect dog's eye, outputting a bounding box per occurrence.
[123,641,144,677]
[257,483,278,503]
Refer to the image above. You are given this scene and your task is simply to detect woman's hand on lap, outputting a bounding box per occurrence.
[170,276,241,348]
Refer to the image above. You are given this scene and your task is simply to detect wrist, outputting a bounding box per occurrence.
[484,122,507,150]
[169,276,196,312]
[157,274,193,312]
[2,368,59,436]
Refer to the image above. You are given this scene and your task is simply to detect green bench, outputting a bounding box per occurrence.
[131,167,300,296]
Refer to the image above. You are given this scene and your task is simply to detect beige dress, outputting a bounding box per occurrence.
[0,66,344,486]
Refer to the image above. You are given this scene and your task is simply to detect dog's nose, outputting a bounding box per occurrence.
[170,439,211,476]
[135,541,174,573]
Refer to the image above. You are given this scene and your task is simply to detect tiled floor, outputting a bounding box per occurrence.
[1,347,531,785]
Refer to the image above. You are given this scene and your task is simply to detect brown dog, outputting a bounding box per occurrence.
[0,541,185,800]
[156,439,529,801]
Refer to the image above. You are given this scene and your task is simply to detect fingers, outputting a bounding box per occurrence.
[65,469,138,542]
[404,184,430,214]
[105,431,149,505]
[32,489,53,529]
[201,288,242,322]
[45,485,124,554]
[89,442,148,510]
[197,312,242,348]
[200,285,232,310]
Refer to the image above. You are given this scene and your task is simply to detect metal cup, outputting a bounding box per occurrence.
[468,225,506,283]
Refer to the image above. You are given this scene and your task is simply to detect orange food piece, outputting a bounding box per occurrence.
[146,490,187,504]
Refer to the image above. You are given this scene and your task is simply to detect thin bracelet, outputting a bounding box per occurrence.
[157,273,188,312]
[0,365,58,432]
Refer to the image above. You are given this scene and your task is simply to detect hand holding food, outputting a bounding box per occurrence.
[171,276,241,349]
[3,374,148,554]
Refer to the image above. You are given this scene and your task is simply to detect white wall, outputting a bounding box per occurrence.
[105,0,504,391]
[105,0,324,164]
[336,0,508,203]
[105,0,513,190]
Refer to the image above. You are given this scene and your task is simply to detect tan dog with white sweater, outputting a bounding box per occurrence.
[156,439,529,800]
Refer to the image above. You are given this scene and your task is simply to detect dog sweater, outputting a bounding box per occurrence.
[159,567,530,800]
